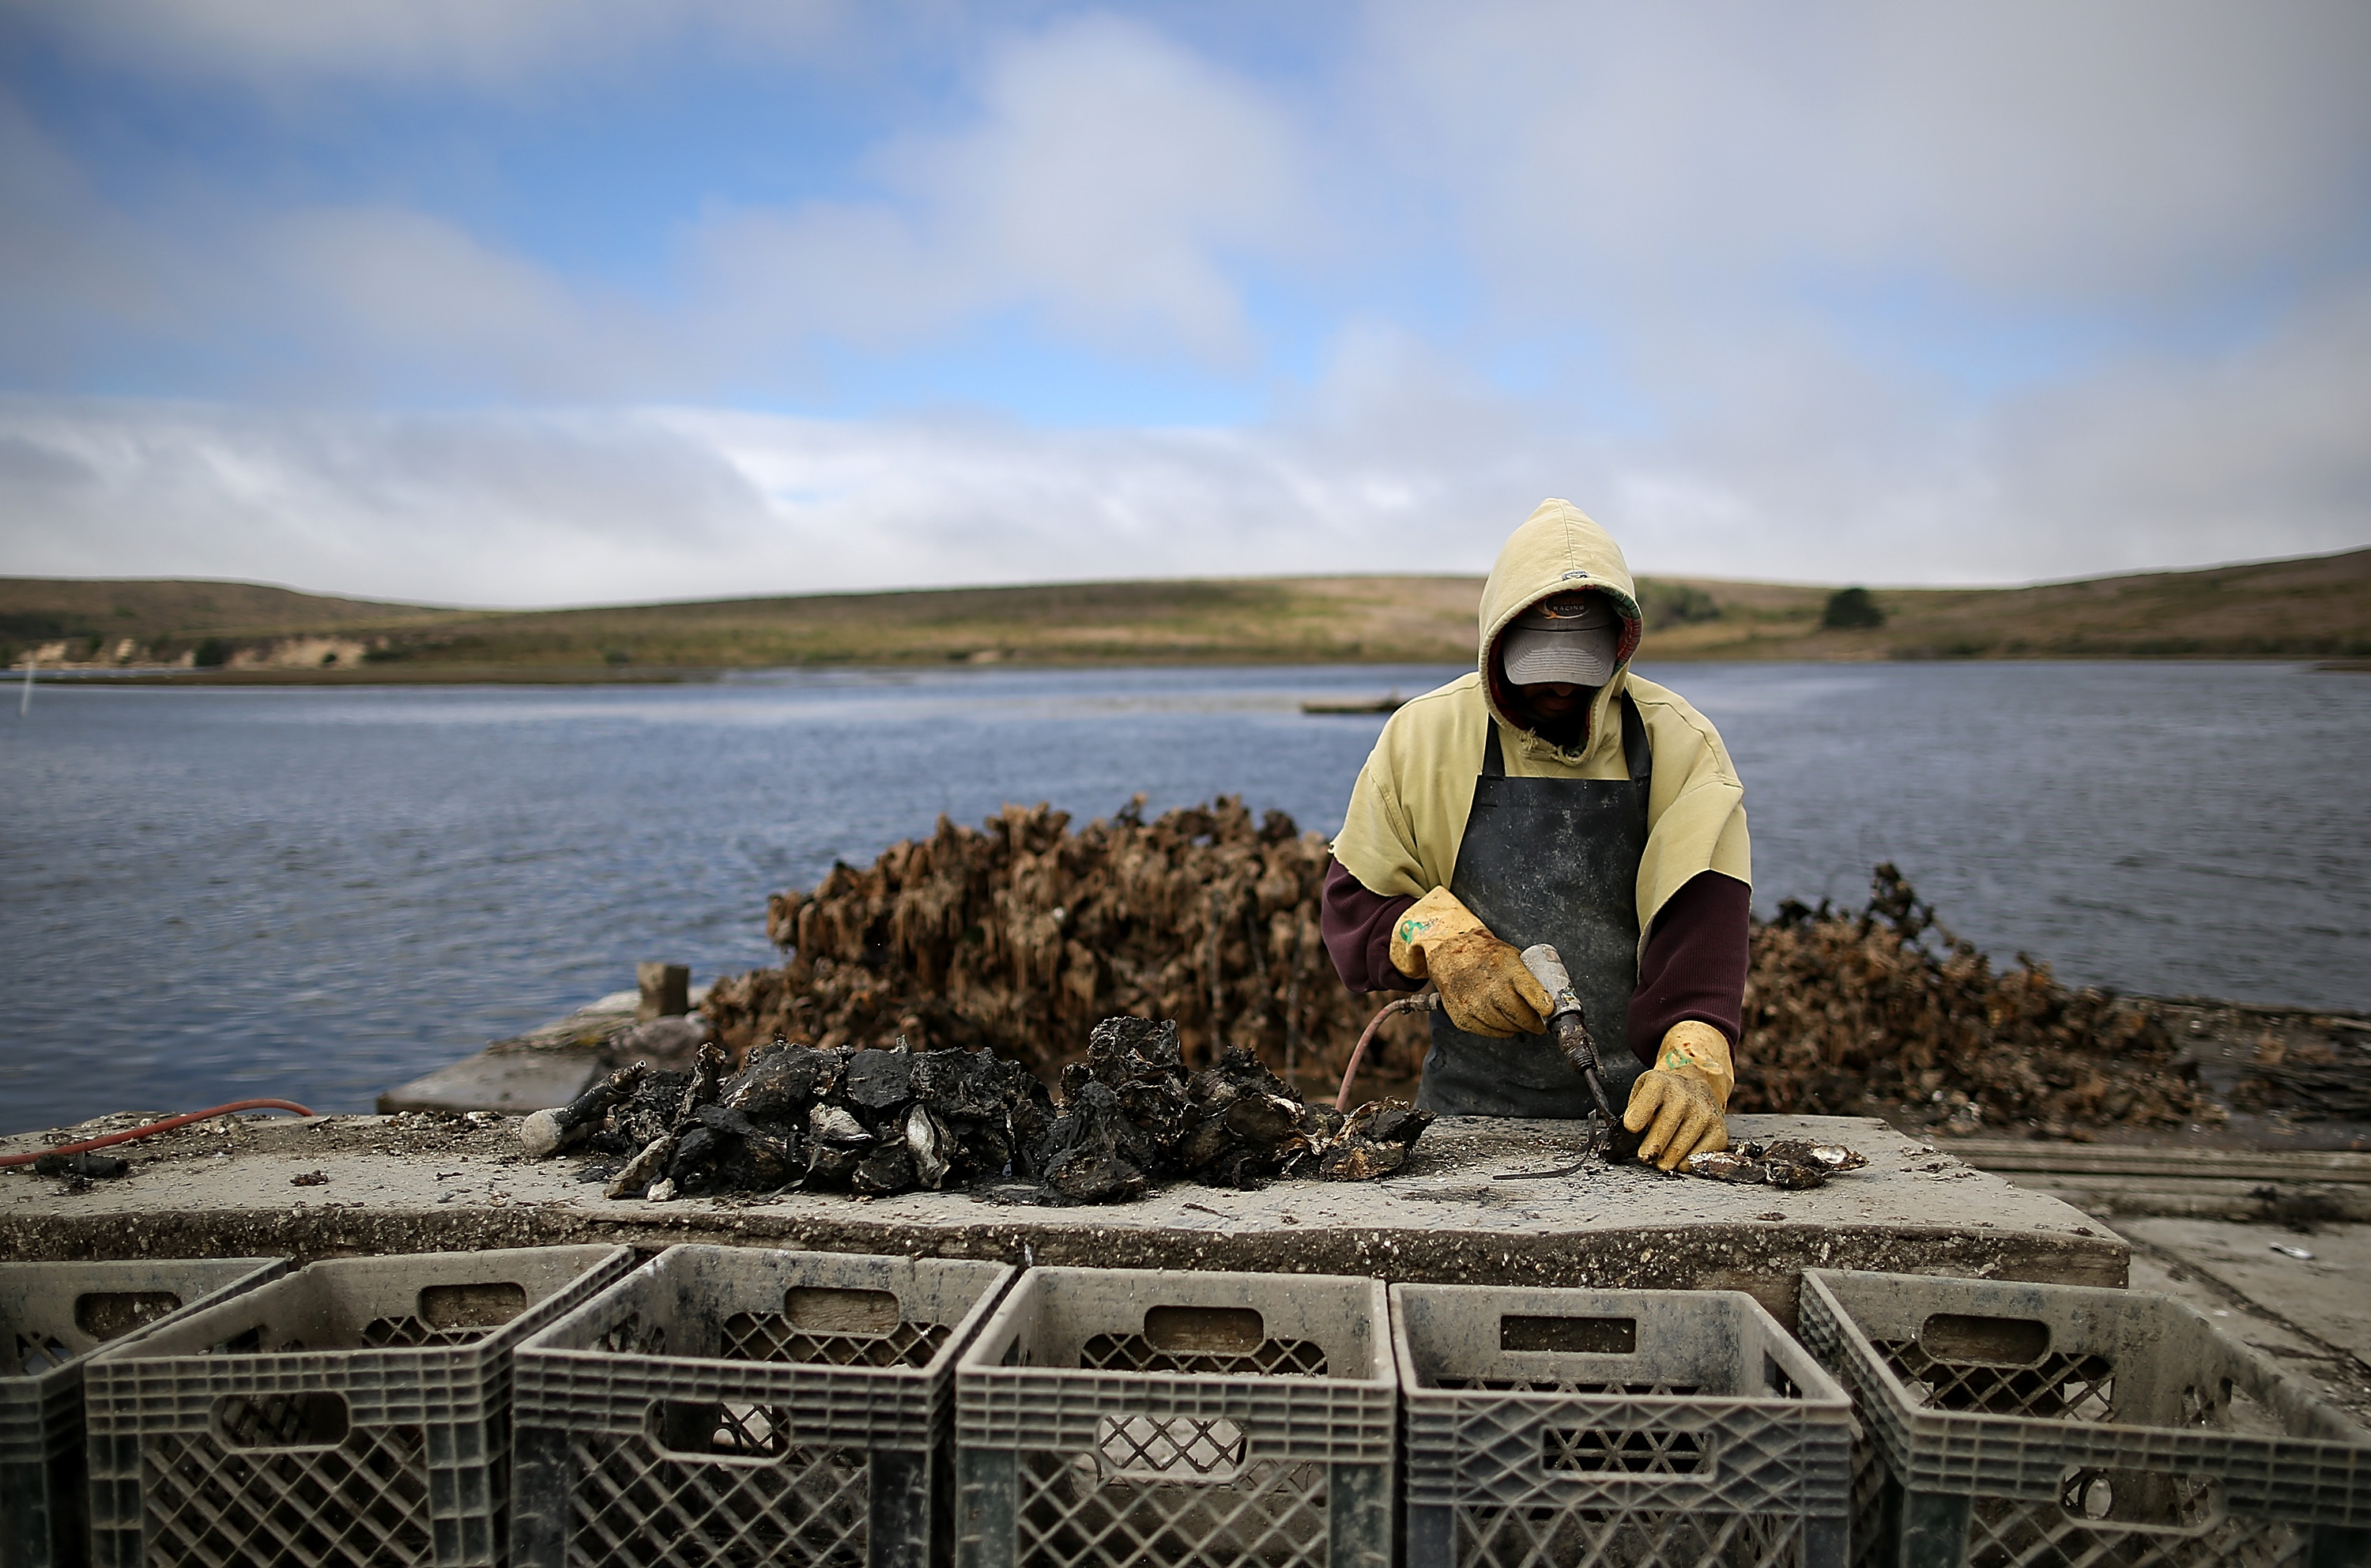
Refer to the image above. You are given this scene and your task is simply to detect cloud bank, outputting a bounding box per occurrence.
[1,1,2365,602]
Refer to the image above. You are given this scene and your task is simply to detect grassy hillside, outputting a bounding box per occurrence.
[5,546,2365,678]
[0,578,464,649]
[1640,546,2371,662]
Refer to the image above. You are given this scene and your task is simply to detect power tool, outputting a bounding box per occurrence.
[1520,943,1615,1125]
[1494,942,1643,1177]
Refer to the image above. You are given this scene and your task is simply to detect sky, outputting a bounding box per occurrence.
[1,0,2367,607]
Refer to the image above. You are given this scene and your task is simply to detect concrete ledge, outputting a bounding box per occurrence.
[375,988,711,1114]
[373,1049,606,1117]
[1,1113,2120,1326]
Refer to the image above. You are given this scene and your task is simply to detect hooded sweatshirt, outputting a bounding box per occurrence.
[1324,499,1752,1061]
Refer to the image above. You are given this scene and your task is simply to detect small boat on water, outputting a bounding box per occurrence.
[1301,692,1404,714]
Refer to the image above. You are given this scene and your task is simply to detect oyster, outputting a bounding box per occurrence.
[907,1103,951,1189]
[1685,1150,1767,1183]
[808,1104,873,1148]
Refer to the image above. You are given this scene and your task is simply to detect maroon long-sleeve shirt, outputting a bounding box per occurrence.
[1319,860,1751,1066]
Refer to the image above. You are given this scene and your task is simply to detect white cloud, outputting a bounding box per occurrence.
[0,401,775,605]
[1361,0,2371,315]
[258,207,665,396]
[2,16,1313,390]
[0,94,187,376]
[1983,277,2371,569]
[692,14,1311,363]
[0,113,678,401]
[6,279,2365,611]
[1,5,2366,597]
[0,374,1497,606]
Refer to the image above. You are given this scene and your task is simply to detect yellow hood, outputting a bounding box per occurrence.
[1476,498,1647,765]
[1330,498,1750,945]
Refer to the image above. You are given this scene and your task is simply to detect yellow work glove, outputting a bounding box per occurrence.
[1389,887,1551,1038]
[1623,1021,1735,1171]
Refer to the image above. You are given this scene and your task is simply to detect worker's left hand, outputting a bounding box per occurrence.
[1623,1021,1736,1171]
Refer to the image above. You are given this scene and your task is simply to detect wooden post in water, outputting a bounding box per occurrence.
[637,961,691,1021]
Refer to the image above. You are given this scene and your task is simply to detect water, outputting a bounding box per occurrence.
[4,662,2365,1133]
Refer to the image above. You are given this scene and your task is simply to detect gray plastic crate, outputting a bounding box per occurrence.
[510,1245,1015,1568]
[1393,1283,1855,1568]
[2,1257,286,1568]
[1799,1268,2371,1568]
[955,1267,1395,1568]
[81,1244,631,1568]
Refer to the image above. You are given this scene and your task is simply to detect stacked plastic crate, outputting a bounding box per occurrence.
[1394,1283,1854,1568]
[510,1245,1013,1568]
[2,1258,286,1568]
[81,1245,631,1568]
[954,1268,1397,1568]
[1800,1268,2371,1567]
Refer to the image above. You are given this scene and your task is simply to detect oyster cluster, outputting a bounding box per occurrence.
[1683,1139,1868,1189]
[1035,1016,1432,1203]
[582,1036,1054,1202]
[555,1014,1429,1206]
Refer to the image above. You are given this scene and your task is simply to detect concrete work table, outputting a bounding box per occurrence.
[1,1110,2121,1325]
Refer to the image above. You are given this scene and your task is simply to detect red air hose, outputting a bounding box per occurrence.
[1335,994,1436,1112]
[0,1099,315,1167]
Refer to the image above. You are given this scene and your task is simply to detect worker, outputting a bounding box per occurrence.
[1321,499,1750,1170]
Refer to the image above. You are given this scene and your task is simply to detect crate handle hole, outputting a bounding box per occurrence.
[1918,1313,2050,1365]
[1503,1315,1635,1354]
[649,1399,791,1462]
[419,1280,527,1329]
[1144,1305,1262,1353]
[75,1291,183,1341]
[1095,1414,1247,1481]
[2060,1466,2217,1532]
[786,1286,899,1334]
[215,1390,350,1449]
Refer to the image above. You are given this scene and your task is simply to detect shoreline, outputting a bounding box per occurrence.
[10,549,2367,677]
[13,651,2369,688]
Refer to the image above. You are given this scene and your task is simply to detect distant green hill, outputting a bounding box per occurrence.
[6,545,2366,680]
[0,578,464,646]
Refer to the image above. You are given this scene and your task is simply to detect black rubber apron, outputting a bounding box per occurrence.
[1415,694,1653,1118]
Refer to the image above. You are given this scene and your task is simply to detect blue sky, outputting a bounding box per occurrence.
[2,0,2367,605]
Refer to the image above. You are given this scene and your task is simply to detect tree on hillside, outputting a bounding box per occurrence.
[1822,586,1886,629]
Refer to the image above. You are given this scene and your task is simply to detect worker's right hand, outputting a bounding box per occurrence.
[1389,887,1551,1038]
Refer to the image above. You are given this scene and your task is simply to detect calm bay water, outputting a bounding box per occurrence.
[4,661,2365,1133]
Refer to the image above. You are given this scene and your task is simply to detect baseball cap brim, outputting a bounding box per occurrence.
[1500,623,1619,686]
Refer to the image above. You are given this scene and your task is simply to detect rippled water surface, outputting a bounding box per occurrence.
[5,661,2365,1132]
